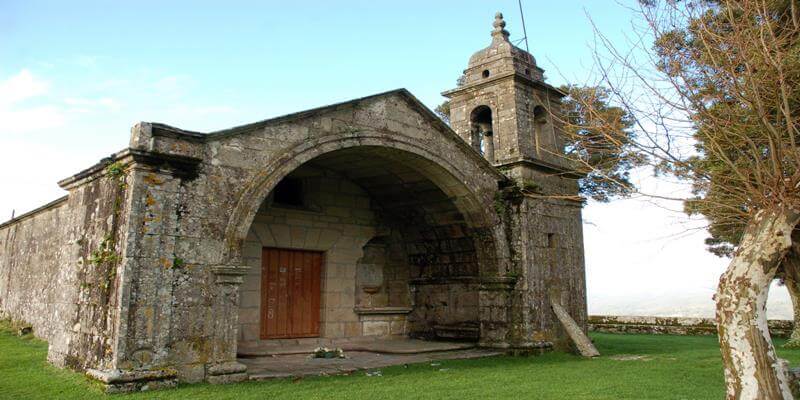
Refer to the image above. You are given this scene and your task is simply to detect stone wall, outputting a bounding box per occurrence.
[0,162,131,371]
[588,315,794,338]
[511,194,587,350]
[0,199,72,353]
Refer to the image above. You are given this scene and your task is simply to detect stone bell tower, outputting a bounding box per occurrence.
[443,12,572,183]
[444,14,588,351]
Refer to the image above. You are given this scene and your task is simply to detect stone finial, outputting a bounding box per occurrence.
[491,12,510,42]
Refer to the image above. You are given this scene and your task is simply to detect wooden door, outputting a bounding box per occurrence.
[260,248,323,339]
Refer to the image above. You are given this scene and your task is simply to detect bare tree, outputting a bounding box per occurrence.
[559,84,646,202]
[555,1,800,398]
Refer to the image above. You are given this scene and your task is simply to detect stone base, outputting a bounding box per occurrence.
[86,368,178,393]
[478,340,553,356]
[206,361,248,384]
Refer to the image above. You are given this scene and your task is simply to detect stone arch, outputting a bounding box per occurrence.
[469,105,494,162]
[222,130,502,264]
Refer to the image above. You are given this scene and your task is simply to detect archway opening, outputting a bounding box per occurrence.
[470,106,494,163]
[236,146,493,353]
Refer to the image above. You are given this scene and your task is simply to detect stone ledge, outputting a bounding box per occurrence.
[409,276,516,289]
[353,306,412,315]
[434,323,480,341]
[210,265,251,284]
[85,368,178,393]
[206,361,248,385]
[588,315,793,338]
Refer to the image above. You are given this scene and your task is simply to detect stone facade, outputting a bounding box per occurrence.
[0,13,588,391]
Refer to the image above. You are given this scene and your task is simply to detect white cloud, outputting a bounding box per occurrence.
[0,69,49,106]
[0,106,66,133]
[0,70,65,134]
[64,97,121,112]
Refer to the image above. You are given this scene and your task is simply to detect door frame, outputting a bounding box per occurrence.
[259,247,325,340]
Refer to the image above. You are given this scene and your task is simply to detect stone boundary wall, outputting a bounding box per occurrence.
[589,315,794,338]
[1,158,130,370]
[0,197,70,342]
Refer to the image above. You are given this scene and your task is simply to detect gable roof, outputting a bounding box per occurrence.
[149,88,507,181]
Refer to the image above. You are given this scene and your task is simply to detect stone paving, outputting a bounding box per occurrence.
[239,339,503,380]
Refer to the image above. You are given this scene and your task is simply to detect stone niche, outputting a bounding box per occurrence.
[354,235,412,337]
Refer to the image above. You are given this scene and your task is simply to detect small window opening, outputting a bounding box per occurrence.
[482,69,490,78]
[533,105,548,156]
[533,105,547,124]
[524,68,530,76]
[273,177,304,207]
[547,233,557,248]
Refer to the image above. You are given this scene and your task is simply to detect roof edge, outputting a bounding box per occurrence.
[204,89,411,140]
[0,195,69,230]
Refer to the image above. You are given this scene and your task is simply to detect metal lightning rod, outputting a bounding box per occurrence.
[518,0,530,53]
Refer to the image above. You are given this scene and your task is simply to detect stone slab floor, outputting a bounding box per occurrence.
[239,339,503,380]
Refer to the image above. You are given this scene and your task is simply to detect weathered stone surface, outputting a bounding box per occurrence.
[0,13,589,390]
[551,295,598,357]
[86,367,178,393]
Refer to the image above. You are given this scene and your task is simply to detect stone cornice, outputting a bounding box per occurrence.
[496,157,586,180]
[441,71,566,99]
[57,148,202,190]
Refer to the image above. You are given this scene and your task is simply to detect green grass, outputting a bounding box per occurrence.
[3,324,800,400]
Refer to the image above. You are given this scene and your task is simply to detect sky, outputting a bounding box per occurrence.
[0,0,791,318]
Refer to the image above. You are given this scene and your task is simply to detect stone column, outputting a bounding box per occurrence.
[477,277,516,349]
[205,265,250,384]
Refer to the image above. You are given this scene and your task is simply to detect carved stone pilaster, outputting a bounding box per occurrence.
[206,265,250,384]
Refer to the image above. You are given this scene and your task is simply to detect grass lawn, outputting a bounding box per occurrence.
[2,326,800,400]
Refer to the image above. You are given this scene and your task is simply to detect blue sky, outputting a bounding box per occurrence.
[1,1,636,132]
[1,1,788,317]
[0,0,640,216]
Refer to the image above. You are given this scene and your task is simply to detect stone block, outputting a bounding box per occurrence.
[324,322,344,338]
[344,321,361,337]
[240,290,261,309]
[177,363,206,384]
[362,321,390,336]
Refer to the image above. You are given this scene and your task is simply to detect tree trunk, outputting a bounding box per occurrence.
[716,206,800,400]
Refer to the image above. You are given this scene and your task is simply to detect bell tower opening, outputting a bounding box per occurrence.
[442,12,573,174]
[470,106,494,162]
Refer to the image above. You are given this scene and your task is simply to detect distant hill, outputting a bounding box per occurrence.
[588,284,793,320]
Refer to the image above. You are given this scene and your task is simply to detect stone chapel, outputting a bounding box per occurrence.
[0,13,587,391]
